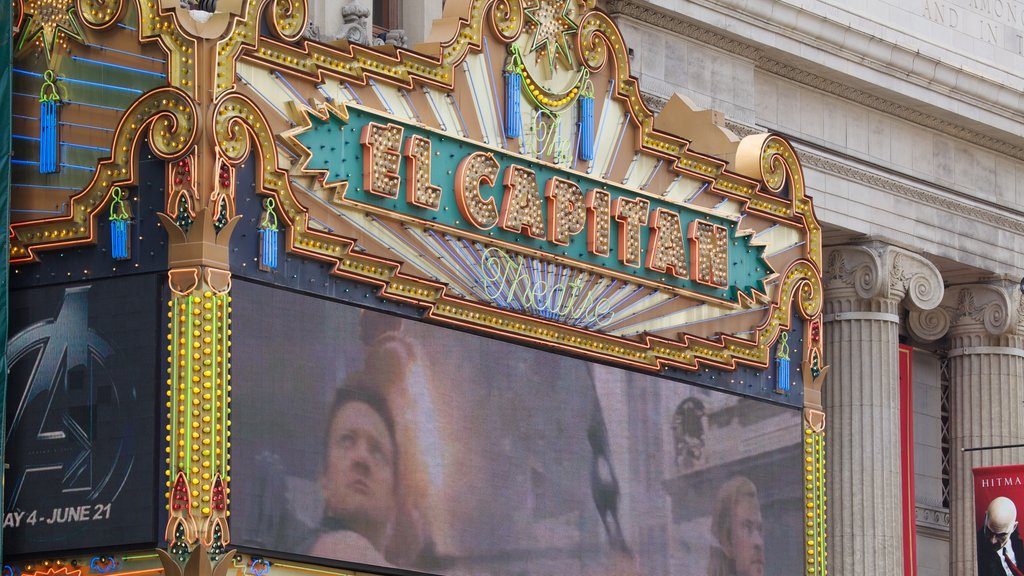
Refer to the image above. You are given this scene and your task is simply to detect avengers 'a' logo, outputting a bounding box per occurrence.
[5,286,135,513]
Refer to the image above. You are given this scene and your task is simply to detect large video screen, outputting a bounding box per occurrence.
[231,280,802,576]
[4,276,160,555]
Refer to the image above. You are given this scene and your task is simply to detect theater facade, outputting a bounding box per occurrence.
[3,2,827,576]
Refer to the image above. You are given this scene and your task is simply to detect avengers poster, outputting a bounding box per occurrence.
[230,279,803,576]
[4,276,160,555]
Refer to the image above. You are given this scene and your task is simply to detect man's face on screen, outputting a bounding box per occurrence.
[322,401,396,540]
[729,495,765,576]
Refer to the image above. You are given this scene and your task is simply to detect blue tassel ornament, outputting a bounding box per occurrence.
[578,82,595,162]
[109,187,131,260]
[258,198,279,271]
[775,331,791,393]
[39,70,62,174]
[504,66,522,139]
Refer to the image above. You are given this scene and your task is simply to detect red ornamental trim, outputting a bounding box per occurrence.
[203,474,231,546]
[899,345,917,576]
[166,470,199,543]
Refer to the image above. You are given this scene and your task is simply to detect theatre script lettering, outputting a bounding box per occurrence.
[479,247,615,328]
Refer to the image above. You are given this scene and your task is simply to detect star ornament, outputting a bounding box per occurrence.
[17,0,88,63]
[524,0,578,72]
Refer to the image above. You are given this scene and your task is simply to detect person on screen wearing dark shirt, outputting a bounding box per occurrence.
[708,476,765,576]
[977,496,1024,576]
[309,386,399,566]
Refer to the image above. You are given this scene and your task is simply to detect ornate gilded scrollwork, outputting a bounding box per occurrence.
[214,94,360,263]
[265,0,306,42]
[11,87,197,262]
[736,133,804,200]
[733,133,823,269]
[214,95,263,165]
[488,0,524,41]
[218,96,453,306]
[576,10,612,72]
[574,9,727,179]
[214,0,266,96]
[137,1,198,94]
[643,257,820,373]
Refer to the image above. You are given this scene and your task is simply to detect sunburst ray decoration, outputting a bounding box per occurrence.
[16,0,88,63]
[524,0,578,72]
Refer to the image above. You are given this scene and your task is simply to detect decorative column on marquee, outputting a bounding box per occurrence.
[909,281,1024,576]
[158,201,240,567]
[822,243,943,576]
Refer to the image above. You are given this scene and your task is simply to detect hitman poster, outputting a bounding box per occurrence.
[230,279,802,576]
[974,465,1024,576]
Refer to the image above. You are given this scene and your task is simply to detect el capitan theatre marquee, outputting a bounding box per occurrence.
[4,1,828,576]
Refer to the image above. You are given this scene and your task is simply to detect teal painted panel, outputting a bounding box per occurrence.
[295,106,773,304]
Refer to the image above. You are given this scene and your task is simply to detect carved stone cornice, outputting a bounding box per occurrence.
[713,117,1024,239]
[909,281,1024,342]
[609,0,1024,162]
[823,243,943,315]
[797,150,1024,236]
[640,91,667,114]
[916,504,951,533]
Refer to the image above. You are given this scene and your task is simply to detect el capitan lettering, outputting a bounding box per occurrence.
[291,104,774,306]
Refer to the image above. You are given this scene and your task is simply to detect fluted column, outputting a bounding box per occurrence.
[823,243,943,576]
[910,281,1024,576]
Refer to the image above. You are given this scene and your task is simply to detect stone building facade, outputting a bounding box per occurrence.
[608,2,1024,575]
[309,1,1024,574]
[6,0,1019,574]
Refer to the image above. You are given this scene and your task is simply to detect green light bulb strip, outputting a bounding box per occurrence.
[804,426,827,575]
[165,287,232,521]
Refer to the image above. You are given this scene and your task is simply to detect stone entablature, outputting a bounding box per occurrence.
[608,0,1024,140]
[916,504,951,533]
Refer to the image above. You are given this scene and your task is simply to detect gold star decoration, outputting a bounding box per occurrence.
[16,0,87,63]
[524,0,578,73]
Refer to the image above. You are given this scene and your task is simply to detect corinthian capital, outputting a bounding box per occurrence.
[909,281,1024,342]
[823,243,943,311]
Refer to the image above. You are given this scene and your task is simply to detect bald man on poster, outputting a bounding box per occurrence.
[978,496,1024,576]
